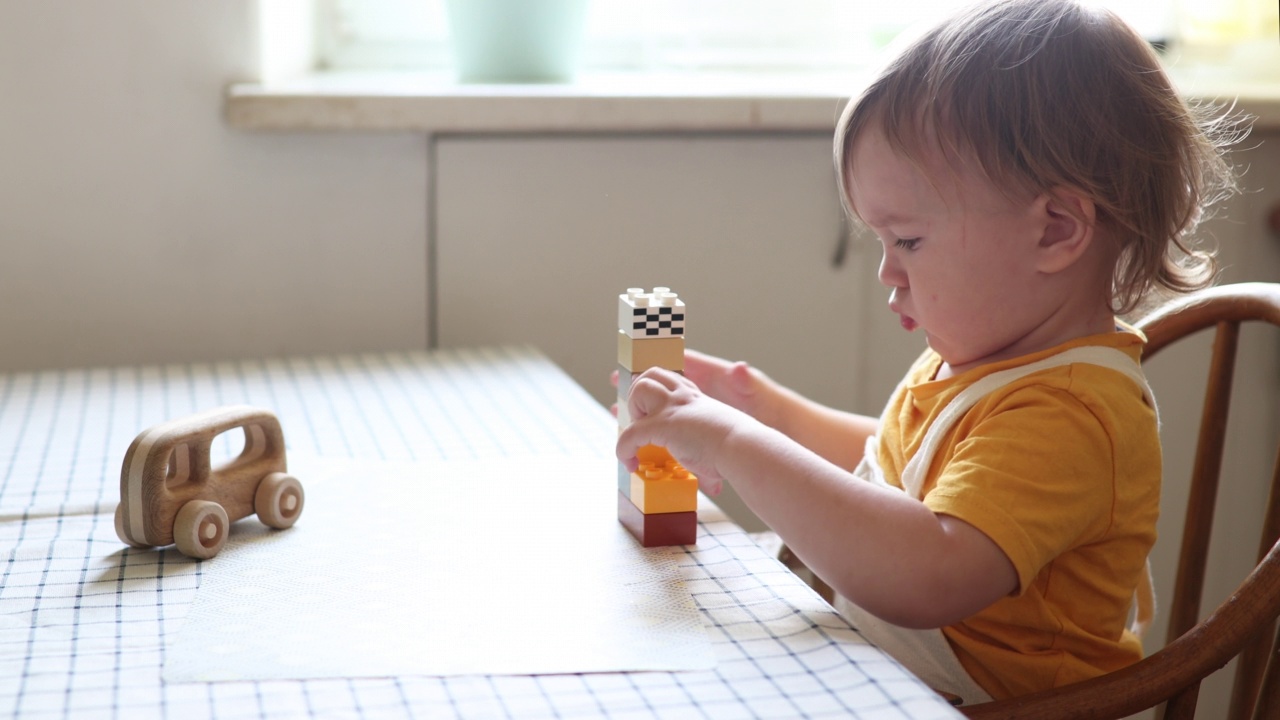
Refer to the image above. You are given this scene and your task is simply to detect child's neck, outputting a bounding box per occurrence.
[936,302,1117,381]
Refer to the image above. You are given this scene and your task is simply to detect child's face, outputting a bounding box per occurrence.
[846,124,1056,375]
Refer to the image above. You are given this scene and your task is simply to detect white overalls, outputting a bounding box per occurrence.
[834,346,1157,705]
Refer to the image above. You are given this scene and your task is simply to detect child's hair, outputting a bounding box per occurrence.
[834,0,1246,314]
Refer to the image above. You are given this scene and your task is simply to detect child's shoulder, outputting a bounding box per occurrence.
[917,326,1145,388]
[908,327,1153,428]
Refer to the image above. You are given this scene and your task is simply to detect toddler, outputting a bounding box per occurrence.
[616,0,1240,703]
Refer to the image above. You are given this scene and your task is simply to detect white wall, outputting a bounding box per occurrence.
[0,2,429,372]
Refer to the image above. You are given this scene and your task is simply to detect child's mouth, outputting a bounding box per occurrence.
[900,315,918,331]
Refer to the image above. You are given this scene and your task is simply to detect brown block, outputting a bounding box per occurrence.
[617,331,684,373]
[618,490,697,547]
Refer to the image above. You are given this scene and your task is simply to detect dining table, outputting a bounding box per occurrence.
[0,346,961,719]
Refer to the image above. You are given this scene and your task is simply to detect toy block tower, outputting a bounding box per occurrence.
[616,287,698,547]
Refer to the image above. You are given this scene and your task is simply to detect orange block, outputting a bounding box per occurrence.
[630,453,697,514]
[637,444,676,466]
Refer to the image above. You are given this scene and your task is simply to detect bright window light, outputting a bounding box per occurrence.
[301,0,1256,76]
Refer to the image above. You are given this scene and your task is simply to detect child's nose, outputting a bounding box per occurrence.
[878,249,907,288]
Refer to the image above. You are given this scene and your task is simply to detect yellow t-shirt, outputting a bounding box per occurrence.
[876,328,1160,699]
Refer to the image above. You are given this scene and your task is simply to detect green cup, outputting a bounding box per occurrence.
[444,0,589,83]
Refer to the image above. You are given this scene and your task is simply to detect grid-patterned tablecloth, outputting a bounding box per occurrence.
[0,347,960,719]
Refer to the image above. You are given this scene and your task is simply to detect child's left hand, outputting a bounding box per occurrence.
[616,367,754,497]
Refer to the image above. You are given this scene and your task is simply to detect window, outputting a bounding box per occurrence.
[303,0,1268,76]
[315,0,905,73]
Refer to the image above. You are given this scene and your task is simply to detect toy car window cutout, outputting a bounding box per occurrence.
[212,423,269,473]
[164,443,191,489]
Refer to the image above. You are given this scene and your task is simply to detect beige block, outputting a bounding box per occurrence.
[617,331,684,373]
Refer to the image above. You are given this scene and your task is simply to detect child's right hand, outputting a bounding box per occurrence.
[616,367,757,497]
[611,349,778,428]
[614,347,878,473]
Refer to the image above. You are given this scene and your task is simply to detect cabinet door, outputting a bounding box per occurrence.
[436,134,885,412]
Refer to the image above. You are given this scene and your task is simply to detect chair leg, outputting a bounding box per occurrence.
[1250,620,1280,720]
[1164,682,1202,720]
[1238,448,1280,720]
[1234,619,1278,719]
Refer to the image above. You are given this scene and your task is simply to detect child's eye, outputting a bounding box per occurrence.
[894,238,921,251]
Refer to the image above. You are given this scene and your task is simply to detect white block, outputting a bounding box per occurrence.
[618,288,687,339]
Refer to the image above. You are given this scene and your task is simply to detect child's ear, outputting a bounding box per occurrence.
[1034,188,1096,274]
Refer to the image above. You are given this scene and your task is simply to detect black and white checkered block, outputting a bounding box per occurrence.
[630,306,685,337]
[618,288,688,339]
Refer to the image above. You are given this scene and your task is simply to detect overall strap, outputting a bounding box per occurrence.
[901,346,1156,500]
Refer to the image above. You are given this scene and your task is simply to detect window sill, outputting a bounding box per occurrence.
[225,69,1280,134]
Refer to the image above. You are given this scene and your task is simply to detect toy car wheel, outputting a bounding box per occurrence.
[114,503,154,549]
[255,472,304,529]
[173,500,229,559]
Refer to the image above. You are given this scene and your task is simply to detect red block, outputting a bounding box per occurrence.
[617,490,697,547]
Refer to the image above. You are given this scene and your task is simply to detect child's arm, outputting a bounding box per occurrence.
[680,349,880,472]
[617,367,1018,630]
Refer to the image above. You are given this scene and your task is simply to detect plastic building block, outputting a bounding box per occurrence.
[616,367,634,397]
[630,460,697,514]
[617,444,697,512]
[618,462,633,495]
[115,405,304,559]
[615,286,697,547]
[617,490,697,547]
[618,445,666,497]
[617,331,685,373]
[637,443,677,466]
[618,287,687,339]
[616,366,634,429]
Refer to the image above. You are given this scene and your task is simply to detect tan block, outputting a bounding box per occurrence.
[617,331,684,373]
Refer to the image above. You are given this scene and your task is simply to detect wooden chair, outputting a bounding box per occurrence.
[963,281,1280,720]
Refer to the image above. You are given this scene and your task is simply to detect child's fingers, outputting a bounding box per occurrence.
[684,350,760,413]
[610,368,619,388]
[701,476,723,497]
[728,361,755,395]
[625,378,660,421]
[627,368,686,420]
[614,425,644,472]
[616,371,682,462]
[682,348,722,388]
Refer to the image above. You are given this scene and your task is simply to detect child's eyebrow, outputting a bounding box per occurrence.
[861,211,915,227]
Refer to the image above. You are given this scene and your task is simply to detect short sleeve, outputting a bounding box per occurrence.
[922,386,1116,594]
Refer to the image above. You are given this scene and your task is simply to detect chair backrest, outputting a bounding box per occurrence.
[965,282,1280,720]
[1140,282,1280,720]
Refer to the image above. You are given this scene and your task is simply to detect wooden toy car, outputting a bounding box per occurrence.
[115,405,304,559]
